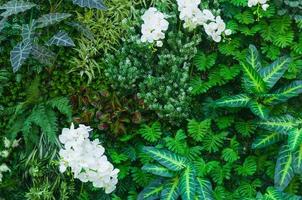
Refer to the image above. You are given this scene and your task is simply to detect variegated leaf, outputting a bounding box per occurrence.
[214,94,251,108]
[10,40,32,72]
[36,13,71,28]
[0,0,36,17]
[72,0,106,10]
[47,31,75,47]
[31,44,56,65]
[160,178,180,200]
[248,100,269,119]
[252,132,284,149]
[247,44,261,71]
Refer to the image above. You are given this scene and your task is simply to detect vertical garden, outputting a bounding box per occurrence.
[0,0,302,199]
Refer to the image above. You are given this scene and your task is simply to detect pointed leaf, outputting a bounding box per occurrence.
[142,146,187,171]
[31,44,56,65]
[160,178,180,200]
[260,56,291,89]
[142,164,174,178]
[214,94,251,108]
[179,165,196,200]
[67,21,94,40]
[137,179,163,200]
[242,62,267,94]
[257,115,297,134]
[0,17,7,32]
[247,44,261,70]
[0,0,36,17]
[274,145,294,191]
[21,20,36,41]
[288,128,302,151]
[195,178,214,200]
[252,132,284,149]
[248,100,269,119]
[293,144,302,174]
[36,13,71,28]
[47,31,75,47]
[72,0,106,10]
[10,40,32,72]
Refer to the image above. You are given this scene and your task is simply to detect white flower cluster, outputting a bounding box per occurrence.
[140,7,169,47]
[248,0,269,11]
[59,124,119,194]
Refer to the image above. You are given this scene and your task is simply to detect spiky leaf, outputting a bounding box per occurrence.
[47,31,75,47]
[248,100,269,119]
[247,45,261,70]
[179,165,196,200]
[36,13,71,28]
[274,145,294,191]
[142,164,174,178]
[260,57,291,89]
[137,179,163,200]
[214,94,251,108]
[288,128,302,151]
[10,40,32,72]
[142,147,187,171]
[293,144,302,174]
[160,178,180,200]
[72,0,106,10]
[257,115,296,134]
[252,132,284,149]
[195,178,214,200]
[0,0,36,17]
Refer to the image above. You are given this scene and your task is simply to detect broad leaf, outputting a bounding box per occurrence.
[142,164,174,178]
[264,81,302,104]
[36,13,71,29]
[21,20,36,41]
[142,146,187,171]
[67,21,94,40]
[187,119,211,142]
[195,178,214,200]
[288,128,302,151]
[160,178,180,200]
[31,44,56,65]
[0,17,6,32]
[72,0,106,10]
[10,40,32,72]
[248,100,269,119]
[260,56,291,89]
[179,165,196,200]
[293,144,302,174]
[0,0,36,17]
[47,31,75,47]
[137,179,163,200]
[274,145,294,191]
[214,94,251,108]
[247,44,261,70]
[252,132,284,149]
[257,115,296,134]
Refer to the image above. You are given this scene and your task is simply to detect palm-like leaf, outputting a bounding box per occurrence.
[72,0,106,9]
[288,128,302,151]
[47,31,75,47]
[248,100,269,119]
[214,94,251,108]
[142,146,187,171]
[36,13,71,28]
[0,0,36,17]
[10,40,32,72]
[142,164,174,178]
[195,178,214,200]
[252,132,284,149]
[179,165,196,200]
[257,115,297,134]
[160,178,180,200]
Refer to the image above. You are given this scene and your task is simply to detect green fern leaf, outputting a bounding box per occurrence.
[187,119,211,142]
[139,122,161,143]
[236,157,257,176]
[47,97,72,120]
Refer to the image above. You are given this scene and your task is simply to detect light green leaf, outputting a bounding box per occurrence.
[142,164,174,178]
[252,132,284,149]
[274,145,294,191]
[160,178,180,200]
[0,17,7,32]
[248,100,269,119]
[195,178,214,200]
[259,56,291,89]
[247,44,261,70]
[179,165,196,200]
[139,122,161,142]
[137,179,163,200]
[142,146,187,171]
[214,94,251,108]
[288,128,302,151]
[36,13,71,28]
[0,0,36,17]
[47,31,75,47]
[10,40,32,72]
[187,119,211,142]
[72,0,106,10]
[257,115,296,134]
[293,144,302,174]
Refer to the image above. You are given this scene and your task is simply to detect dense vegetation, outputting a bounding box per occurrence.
[0,0,302,199]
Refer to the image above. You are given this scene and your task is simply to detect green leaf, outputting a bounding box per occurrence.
[21,21,36,41]
[187,119,211,142]
[47,31,75,47]
[259,57,291,89]
[248,100,269,119]
[137,179,163,200]
[139,122,161,143]
[179,165,196,200]
[214,94,251,108]
[0,17,7,32]
[195,178,214,200]
[10,40,32,72]
[257,115,296,134]
[288,128,302,151]
[31,44,56,66]
[160,178,180,200]
[142,147,187,171]
[264,81,302,104]
[36,13,71,28]
[236,157,257,176]
[142,164,174,178]
[72,0,106,10]
[247,45,261,70]
[193,52,217,72]
[293,144,302,174]
[0,0,36,17]
[241,62,267,94]
[252,132,284,149]
[274,145,294,191]
[262,187,283,200]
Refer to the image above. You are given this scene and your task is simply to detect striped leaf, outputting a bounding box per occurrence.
[248,100,269,119]
[36,13,71,28]
[142,164,174,178]
[72,0,106,10]
[137,179,163,200]
[288,128,302,151]
[274,145,294,191]
[21,20,36,41]
[31,44,56,66]
[160,178,180,200]
[195,178,214,200]
[293,144,302,174]
[264,81,302,104]
[0,17,7,32]
[47,31,75,47]
[252,132,284,149]
[263,187,284,200]
[214,94,251,108]
[260,57,291,89]
[0,0,36,17]
[10,40,32,72]
[257,115,296,134]
[242,62,267,94]
[179,165,196,200]
[246,44,261,70]
[142,147,187,171]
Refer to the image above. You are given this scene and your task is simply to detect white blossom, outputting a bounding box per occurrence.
[248,0,269,11]
[58,123,119,194]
